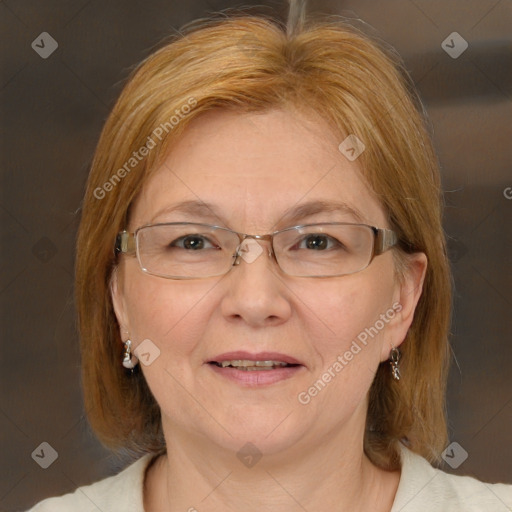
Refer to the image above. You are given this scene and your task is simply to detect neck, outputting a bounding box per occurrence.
[144,419,400,511]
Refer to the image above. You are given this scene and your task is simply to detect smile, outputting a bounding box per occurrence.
[206,351,305,386]
[209,359,297,371]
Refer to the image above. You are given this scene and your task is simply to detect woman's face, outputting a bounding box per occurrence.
[111,108,425,457]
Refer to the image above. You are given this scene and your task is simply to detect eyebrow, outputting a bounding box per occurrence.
[149,200,225,225]
[148,199,368,228]
[277,200,367,226]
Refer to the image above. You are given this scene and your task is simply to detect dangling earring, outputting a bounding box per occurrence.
[122,340,139,369]
[389,346,401,381]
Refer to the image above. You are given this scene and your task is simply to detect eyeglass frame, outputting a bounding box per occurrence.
[114,221,398,279]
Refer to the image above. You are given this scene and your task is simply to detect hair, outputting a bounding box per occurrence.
[75,12,452,469]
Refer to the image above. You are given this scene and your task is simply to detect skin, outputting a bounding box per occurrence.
[111,108,427,511]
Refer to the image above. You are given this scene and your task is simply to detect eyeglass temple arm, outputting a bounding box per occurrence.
[375,228,398,254]
[115,231,136,255]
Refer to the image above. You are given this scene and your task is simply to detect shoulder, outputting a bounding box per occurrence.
[27,454,155,512]
[392,443,512,512]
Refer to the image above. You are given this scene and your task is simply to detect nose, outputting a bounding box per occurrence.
[220,238,292,328]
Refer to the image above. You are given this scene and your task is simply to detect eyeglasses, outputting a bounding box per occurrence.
[114,222,398,279]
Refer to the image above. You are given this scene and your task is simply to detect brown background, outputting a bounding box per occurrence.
[1,1,511,510]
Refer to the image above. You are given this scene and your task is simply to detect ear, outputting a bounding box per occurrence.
[110,266,130,339]
[380,252,428,361]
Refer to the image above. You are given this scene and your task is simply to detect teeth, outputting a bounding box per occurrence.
[218,359,289,369]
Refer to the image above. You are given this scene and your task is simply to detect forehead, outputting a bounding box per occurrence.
[129,108,387,231]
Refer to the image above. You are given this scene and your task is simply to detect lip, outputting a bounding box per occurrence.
[205,351,306,387]
[207,351,304,366]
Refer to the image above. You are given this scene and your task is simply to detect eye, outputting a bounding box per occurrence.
[296,234,342,251]
[170,234,218,250]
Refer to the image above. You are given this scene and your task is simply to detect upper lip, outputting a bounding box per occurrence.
[207,351,304,366]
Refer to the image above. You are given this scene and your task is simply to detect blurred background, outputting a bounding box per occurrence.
[1,0,511,510]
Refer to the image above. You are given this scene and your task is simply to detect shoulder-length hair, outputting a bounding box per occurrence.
[76,13,452,469]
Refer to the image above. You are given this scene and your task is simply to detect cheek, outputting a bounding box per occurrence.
[295,278,394,419]
[303,281,390,341]
[122,270,215,357]
[297,263,396,369]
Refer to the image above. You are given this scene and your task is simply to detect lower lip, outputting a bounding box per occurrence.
[207,363,304,387]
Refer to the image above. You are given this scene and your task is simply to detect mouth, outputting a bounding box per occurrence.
[208,360,301,371]
[206,351,305,386]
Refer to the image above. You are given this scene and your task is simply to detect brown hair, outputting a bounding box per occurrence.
[75,13,452,468]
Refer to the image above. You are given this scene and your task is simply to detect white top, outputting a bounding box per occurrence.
[28,443,512,511]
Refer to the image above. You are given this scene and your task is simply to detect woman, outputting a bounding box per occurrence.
[29,10,512,512]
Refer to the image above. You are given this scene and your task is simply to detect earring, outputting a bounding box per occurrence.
[122,340,139,369]
[389,346,401,381]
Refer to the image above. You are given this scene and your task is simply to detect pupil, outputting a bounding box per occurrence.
[307,235,327,250]
[184,236,204,250]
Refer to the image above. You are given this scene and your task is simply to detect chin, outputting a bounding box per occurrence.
[204,406,312,458]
